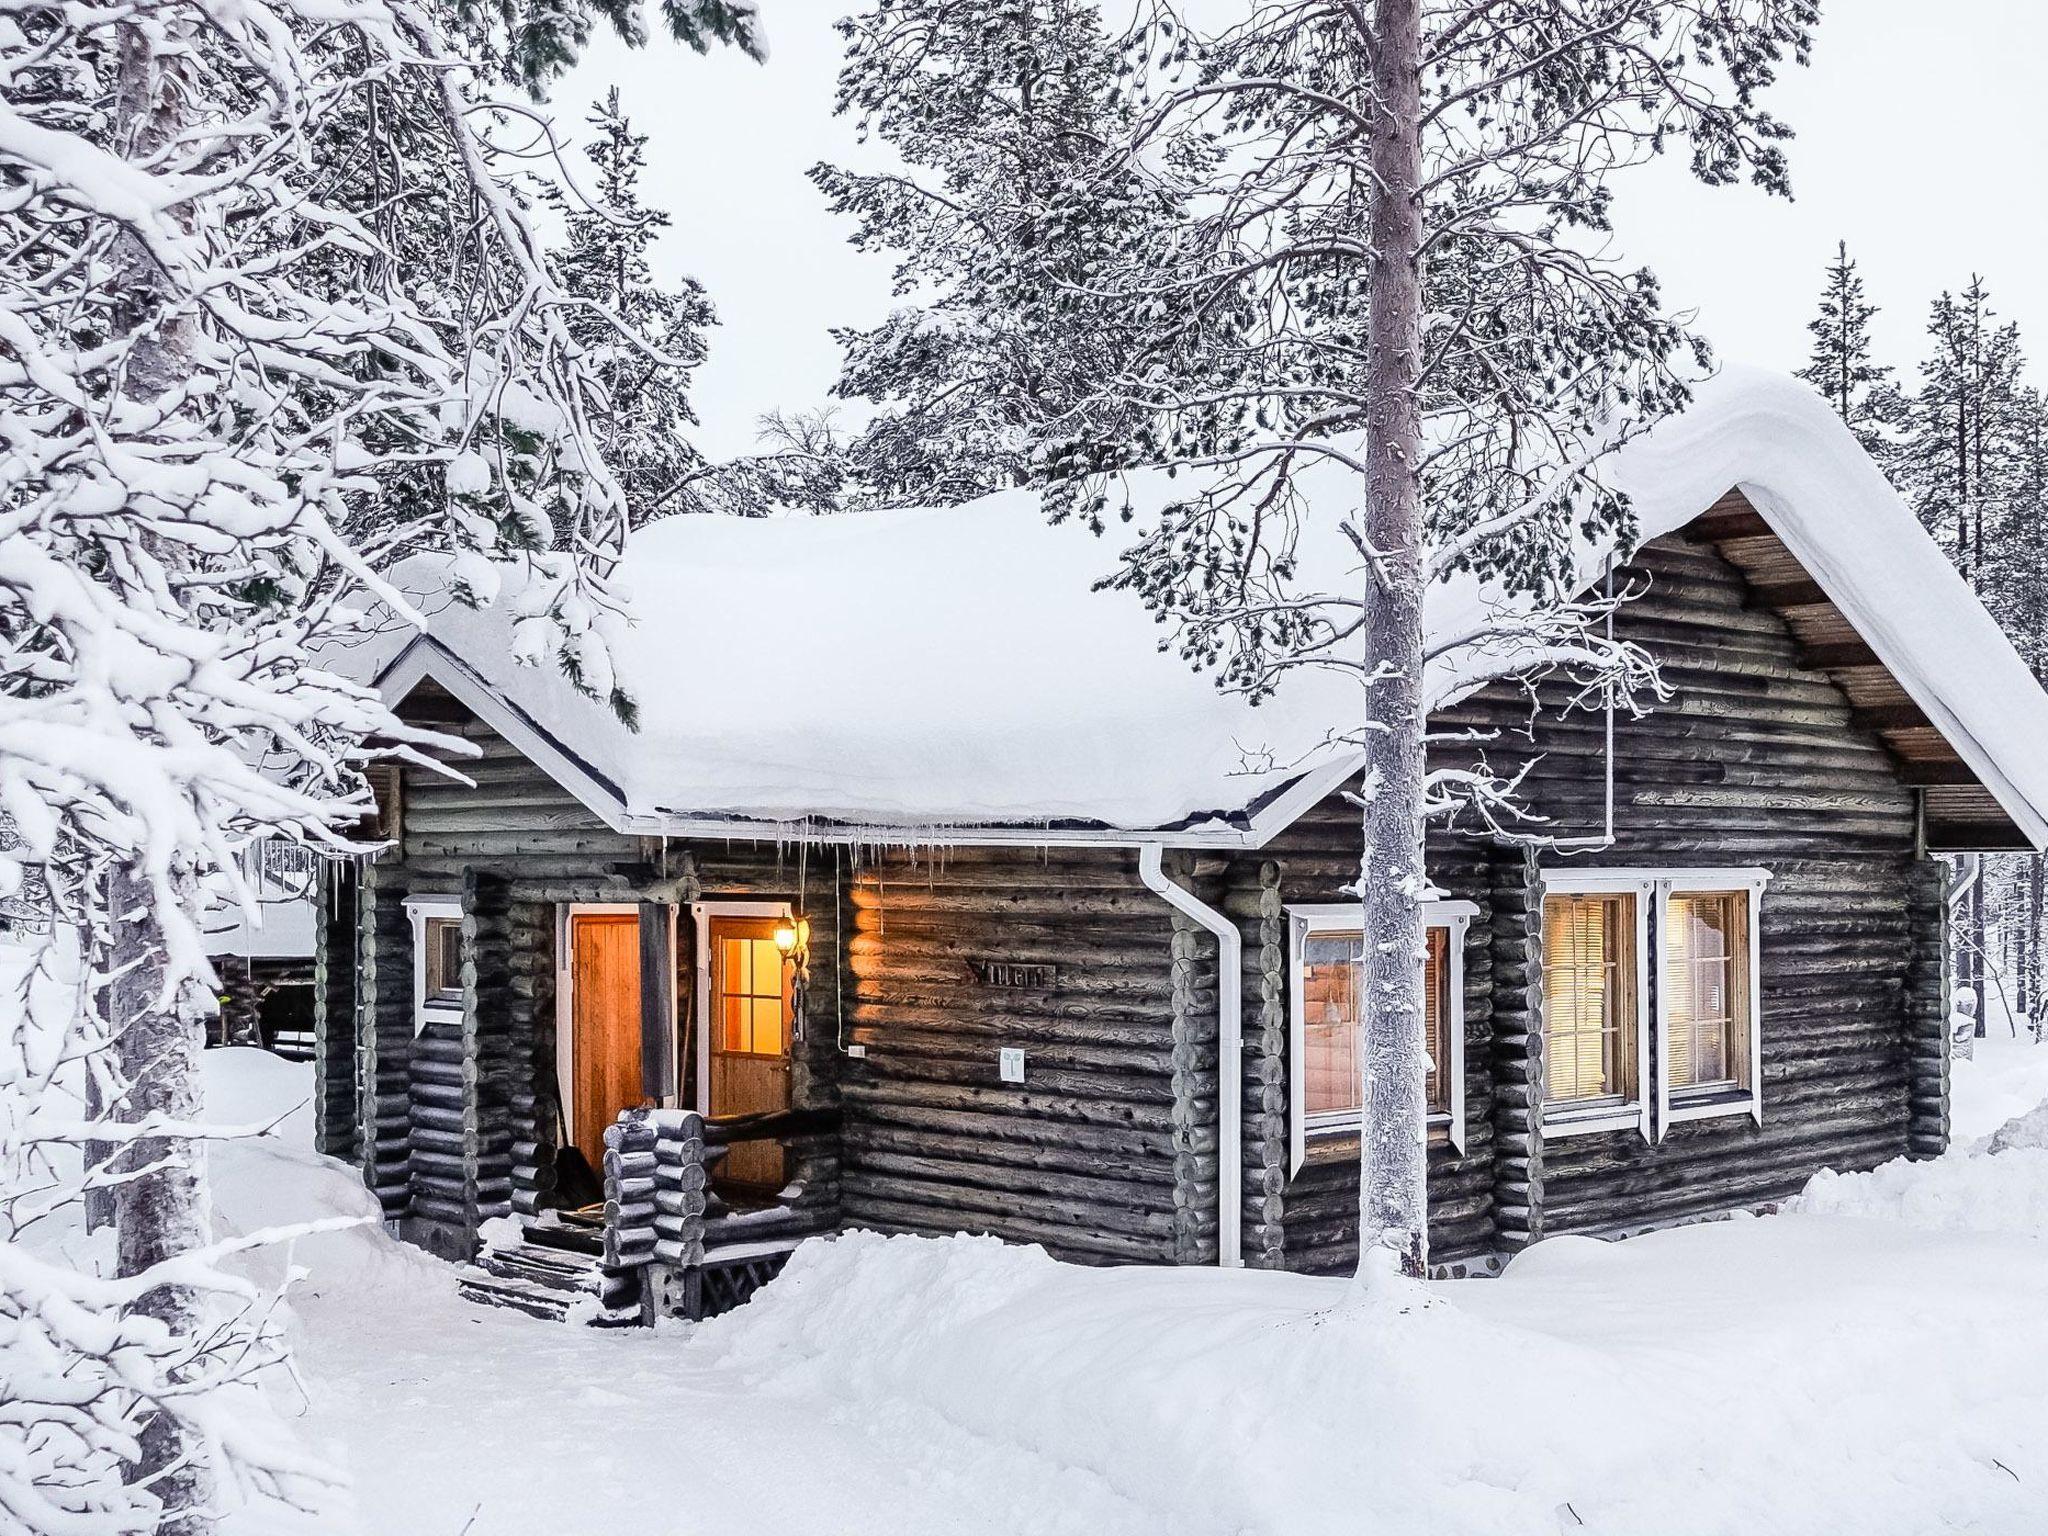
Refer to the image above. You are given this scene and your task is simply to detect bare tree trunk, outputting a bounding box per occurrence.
[1356,0,1430,1284]
[109,866,216,1535]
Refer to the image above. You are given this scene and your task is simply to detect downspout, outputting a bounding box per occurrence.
[1137,845,1243,1268]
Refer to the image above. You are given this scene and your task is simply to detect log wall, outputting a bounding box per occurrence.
[1236,532,1945,1265]
[839,847,1198,1266]
[356,863,412,1217]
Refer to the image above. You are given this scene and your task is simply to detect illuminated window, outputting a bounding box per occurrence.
[1542,892,1638,1108]
[1289,902,1473,1166]
[1655,877,1766,1132]
[716,932,787,1057]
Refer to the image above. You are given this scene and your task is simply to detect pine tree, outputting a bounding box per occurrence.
[1039,0,1814,1279]
[552,89,716,523]
[1796,241,1900,458]
[811,0,1212,503]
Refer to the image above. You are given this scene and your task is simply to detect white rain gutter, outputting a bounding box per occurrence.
[1136,844,1243,1269]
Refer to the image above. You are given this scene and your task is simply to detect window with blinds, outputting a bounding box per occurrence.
[1663,889,1751,1097]
[1541,892,1637,1107]
[1301,927,1453,1122]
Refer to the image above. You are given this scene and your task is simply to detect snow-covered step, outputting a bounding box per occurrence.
[456,1237,638,1326]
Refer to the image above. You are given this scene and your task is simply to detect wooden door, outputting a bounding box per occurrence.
[707,916,793,1190]
[570,912,643,1176]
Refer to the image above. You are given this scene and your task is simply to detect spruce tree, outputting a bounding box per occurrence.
[1796,241,1899,458]
[553,90,716,523]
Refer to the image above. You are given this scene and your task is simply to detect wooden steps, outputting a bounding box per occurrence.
[455,1234,637,1326]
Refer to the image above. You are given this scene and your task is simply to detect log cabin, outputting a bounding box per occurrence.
[312,368,2048,1323]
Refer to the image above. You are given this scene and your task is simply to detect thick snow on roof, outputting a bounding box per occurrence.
[368,367,2048,844]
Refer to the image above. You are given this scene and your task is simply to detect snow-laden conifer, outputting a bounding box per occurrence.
[0,0,754,1527]
[1796,241,1902,458]
[812,0,1213,503]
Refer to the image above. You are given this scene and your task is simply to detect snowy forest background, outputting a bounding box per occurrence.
[1795,248,2048,1036]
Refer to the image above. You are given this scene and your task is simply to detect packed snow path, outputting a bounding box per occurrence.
[205,1050,2048,1536]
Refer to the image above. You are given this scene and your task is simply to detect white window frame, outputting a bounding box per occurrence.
[1536,870,1655,1142]
[1654,869,1770,1139]
[1287,899,1478,1174]
[403,894,463,1038]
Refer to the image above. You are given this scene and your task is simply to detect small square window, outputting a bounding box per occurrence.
[422,916,462,1004]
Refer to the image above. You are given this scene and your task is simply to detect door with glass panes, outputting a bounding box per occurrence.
[706,916,793,1191]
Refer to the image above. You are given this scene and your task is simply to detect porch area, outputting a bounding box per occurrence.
[456,1104,843,1325]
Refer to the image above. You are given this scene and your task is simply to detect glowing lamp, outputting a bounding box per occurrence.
[774,917,809,955]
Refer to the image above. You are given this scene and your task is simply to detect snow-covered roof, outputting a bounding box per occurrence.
[365,367,2048,849]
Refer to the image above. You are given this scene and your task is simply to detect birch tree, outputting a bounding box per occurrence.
[0,0,759,1527]
[1049,0,1815,1280]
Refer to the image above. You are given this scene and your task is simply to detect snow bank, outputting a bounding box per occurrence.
[1796,1148,2048,1240]
[684,1221,2046,1536]
[1953,1026,2048,1141]
[200,1049,441,1298]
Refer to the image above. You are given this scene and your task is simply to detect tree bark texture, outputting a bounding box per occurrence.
[109,866,216,1535]
[1357,0,1431,1283]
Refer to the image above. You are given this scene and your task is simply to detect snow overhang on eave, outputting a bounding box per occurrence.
[374,638,1299,852]
[1733,484,2048,853]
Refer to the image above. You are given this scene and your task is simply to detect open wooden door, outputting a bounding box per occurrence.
[707,915,793,1191]
[569,911,643,1175]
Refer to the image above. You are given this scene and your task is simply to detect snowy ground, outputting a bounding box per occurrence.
[202,1044,2048,1536]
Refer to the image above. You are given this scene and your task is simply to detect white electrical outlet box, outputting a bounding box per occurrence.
[999,1047,1026,1083]
[845,1043,867,1059]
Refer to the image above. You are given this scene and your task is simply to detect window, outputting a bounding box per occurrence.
[1537,868,1768,1141]
[422,917,463,1004]
[1288,901,1476,1170]
[1542,891,1638,1109]
[1656,877,1765,1133]
[714,926,788,1057]
[403,895,463,1034]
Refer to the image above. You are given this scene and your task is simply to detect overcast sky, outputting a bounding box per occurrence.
[563,2,2048,460]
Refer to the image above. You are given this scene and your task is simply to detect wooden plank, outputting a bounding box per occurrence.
[1688,506,1773,542]
[1744,578,1830,610]
[1798,639,1884,672]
